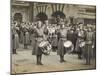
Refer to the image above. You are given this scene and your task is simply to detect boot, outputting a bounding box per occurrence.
[62,55,66,62]
[60,55,66,63]
[39,55,43,65]
[36,55,39,65]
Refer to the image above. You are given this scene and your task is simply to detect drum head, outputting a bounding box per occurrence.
[39,41,48,47]
[64,41,72,48]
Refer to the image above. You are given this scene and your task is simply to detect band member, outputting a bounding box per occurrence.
[19,22,24,44]
[34,21,45,65]
[67,28,75,53]
[75,24,85,59]
[23,27,29,49]
[84,27,94,65]
[12,23,19,54]
[31,25,37,55]
[57,20,67,63]
[72,27,78,53]
[91,25,96,60]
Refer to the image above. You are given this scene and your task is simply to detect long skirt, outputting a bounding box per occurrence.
[20,31,24,44]
[32,34,36,55]
[83,45,93,61]
[57,39,66,55]
[13,34,19,49]
[75,39,80,52]
[51,35,58,47]
[24,32,29,45]
[34,41,43,55]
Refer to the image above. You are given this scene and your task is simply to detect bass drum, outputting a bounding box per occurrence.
[39,41,52,55]
[64,40,74,53]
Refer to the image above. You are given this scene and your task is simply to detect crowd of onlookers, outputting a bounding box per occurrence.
[11,19,96,65]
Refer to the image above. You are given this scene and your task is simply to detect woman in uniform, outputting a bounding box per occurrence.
[34,21,45,65]
[57,20,68,63]
[23,26,29,49]
[12,22,19,54]
[84,27,94,65]
[31,24,37,55]
[75,25,86,59]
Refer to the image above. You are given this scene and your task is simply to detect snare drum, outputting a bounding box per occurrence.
[39,41,52,55]
[64,40,74,53]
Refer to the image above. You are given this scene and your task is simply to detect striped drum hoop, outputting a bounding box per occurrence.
[39,41,52,55]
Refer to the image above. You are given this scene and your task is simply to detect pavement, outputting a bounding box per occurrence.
[12,45,96,74]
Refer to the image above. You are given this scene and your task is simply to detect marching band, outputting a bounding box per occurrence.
[11,16,96,65]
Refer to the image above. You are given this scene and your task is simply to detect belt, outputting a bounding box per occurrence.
[60,38,66,40]
[85,41,92,44]
[37,36,43,38]
[60,37,66,38]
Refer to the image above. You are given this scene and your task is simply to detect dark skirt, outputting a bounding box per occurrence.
[83,45,93,59]
[57,39,66,55]
[23,32,29,45]
[51,36,58,47]
[34,41,43,55]
[32,37,36,55]
[75,39,80,52]
[13,34,19,49]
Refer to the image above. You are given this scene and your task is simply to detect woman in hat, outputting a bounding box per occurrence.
[57,20,68,63]
[83,27,94,65]
[75,25,86,59]
[12,22,19,54]
[34,21,45,65]
[23,26,29,49]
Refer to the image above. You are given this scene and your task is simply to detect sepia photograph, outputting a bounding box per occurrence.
[11,0,96,74]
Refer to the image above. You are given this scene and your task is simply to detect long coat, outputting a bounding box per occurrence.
[31,31,37,55]
[23,31,30,45]
[20,29,24,44]
[12,29,19,50]
[75,30,85,52]
[83,31,94,59]
[34,28,44,55]
[92,31,96,58]
[57,28,67,55]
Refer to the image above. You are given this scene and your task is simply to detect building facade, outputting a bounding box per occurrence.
[11,0,96,25]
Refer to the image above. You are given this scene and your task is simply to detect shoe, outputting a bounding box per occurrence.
[62,60,66,62]
[39,62,43,65]
[78,56,82,59]
[60,60,63,63]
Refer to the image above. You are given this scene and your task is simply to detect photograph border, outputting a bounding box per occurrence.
[10,0,96,75]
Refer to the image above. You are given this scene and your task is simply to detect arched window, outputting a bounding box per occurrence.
[36,12,48,23]
[13,13,22,23]
[51,11,65,19]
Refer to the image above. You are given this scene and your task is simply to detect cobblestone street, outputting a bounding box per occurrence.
[12,45,96,74]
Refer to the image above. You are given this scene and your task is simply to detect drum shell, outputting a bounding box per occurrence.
[61,40,74,53]
[38,41,51,55]
[64,46,73,53]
